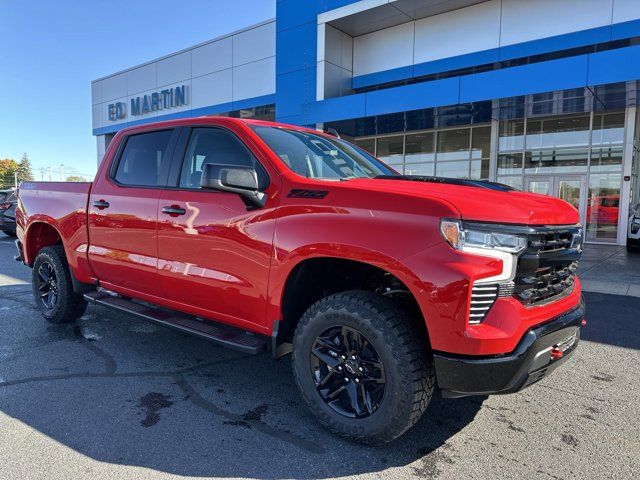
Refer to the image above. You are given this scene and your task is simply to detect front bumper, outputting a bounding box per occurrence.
[435,298,585,397]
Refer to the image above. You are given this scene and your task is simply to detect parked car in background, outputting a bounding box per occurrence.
[0,189,17,237]
[628,204,640,252]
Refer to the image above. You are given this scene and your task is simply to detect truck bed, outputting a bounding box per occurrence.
[18,181,93,278]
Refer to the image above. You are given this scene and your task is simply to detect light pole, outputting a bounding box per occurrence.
[60,164,64,181]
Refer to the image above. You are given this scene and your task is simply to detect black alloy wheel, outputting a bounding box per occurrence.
[36,261,59,310]
[311,325,386,418]
[32,245,87,324]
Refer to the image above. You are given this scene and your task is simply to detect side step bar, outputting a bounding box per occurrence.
[84,291,267,355]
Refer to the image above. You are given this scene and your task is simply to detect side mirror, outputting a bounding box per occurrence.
[200,163,266,209]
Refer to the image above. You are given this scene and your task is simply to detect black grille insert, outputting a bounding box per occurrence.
[514,226,582,307]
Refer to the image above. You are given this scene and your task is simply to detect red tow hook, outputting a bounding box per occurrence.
[550,348,564,360]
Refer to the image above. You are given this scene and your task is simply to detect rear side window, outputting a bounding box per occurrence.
[114,130,173,186]
[179,128,268,190]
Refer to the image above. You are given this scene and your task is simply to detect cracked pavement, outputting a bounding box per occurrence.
[0,236,638,479]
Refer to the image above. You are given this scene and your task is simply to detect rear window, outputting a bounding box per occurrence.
[114,130,173,186]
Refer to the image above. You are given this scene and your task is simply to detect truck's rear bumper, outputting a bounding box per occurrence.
[434,298,585,398]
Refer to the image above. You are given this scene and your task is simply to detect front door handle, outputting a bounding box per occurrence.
[162,205,186,216]
[93,199,110,210]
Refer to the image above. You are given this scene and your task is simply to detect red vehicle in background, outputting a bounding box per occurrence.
[587,194,620,226]
[14,117,585,444]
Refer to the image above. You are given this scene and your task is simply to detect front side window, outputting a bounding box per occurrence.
[252,126,395,180]
[179,128,268,189]
[114,130,173,186]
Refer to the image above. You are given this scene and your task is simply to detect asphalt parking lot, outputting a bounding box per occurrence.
[0,235,639,480]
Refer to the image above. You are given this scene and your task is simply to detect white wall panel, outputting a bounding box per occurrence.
[612,0,640,24]
[157,51,191,87]
[414,0,500,64]
[325,24,343,66]
[100,73,126,102]
[92,104,103,129]
[353,22,414,76]
[91,82,101,105]
[127,63,156,95]
[500,0,614,46]
[341,31,354,72]
[233,57,275,100]
[233,22,275,66]
[191,70,233,108]
[192,37,233,77]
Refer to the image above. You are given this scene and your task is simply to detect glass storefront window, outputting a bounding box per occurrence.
[592,112,625,146]
[436,160,469,178]
[470,159,490,179]
[590,147,623,173]
[498,153,523,175]
[405,163,434,176]
[405,132,435,163]
[497,176,523,190]
[376,136,404,164]
[355,138,376,156]
[524,149,588,174]
[526,115,590,149]
[471,126,491,159]
[499,120,524,151]
[436,128,470,161]
[587,173,621,243]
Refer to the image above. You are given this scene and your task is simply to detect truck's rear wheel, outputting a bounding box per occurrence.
[292,290,434,444]
[32,245,87,324]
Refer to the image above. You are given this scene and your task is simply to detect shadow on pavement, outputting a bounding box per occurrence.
[0,287,485,479]
[581,292,640,350]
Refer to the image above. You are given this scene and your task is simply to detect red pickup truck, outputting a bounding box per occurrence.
[15,117,585,444]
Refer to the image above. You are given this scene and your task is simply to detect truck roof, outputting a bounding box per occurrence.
[115,116,323,138]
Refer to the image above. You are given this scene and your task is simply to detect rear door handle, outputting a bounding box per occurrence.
[93,200,110,210]
[162,205,186,216]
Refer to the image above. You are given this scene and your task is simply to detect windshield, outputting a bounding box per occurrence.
[252,126,396,180]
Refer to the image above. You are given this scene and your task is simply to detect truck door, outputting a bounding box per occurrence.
[157,126,278,330]
[88,128,179,297]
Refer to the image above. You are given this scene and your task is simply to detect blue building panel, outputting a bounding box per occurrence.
[365,77,460,117]
[587,44,640,86]
[276,67,317,119]
[459,55,589,104]
[307,93,367,125]
[611,18,640,41]
[276,22,318,75]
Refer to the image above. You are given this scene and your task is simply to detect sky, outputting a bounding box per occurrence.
[0,0,275,181]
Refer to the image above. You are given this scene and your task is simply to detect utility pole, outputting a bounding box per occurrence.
[60,164,64,181]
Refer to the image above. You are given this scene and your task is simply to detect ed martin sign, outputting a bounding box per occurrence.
[108,85,188,121]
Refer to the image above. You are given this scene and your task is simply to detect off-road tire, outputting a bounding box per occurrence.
[292,290,435,445]
[32,245,87,324]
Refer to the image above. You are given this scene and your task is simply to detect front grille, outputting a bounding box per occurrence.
[514,226,582,307]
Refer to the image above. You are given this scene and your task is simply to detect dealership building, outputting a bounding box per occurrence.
[92,0,640,245]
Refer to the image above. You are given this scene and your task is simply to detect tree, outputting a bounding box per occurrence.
[65,175,86,182]
[0,158,19,189]
[16,153,34,183]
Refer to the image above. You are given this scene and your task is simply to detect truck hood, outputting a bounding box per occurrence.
[348,176,580,226]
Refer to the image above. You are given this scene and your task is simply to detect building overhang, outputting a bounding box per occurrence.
[318,0,490,36]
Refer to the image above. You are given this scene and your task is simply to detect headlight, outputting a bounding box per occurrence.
[440,220,527,254]
[632,216,640,234]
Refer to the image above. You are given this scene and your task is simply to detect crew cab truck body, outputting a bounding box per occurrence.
[15,117,585,444]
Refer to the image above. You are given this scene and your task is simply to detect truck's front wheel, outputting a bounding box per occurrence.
[292,290,435,444]
[32,245,87,324]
